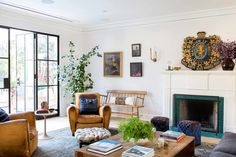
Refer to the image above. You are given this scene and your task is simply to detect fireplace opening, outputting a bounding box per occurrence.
[173,94,224,133]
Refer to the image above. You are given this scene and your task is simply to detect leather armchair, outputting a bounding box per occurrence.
[0,112,38,157]
[67,92,111,136]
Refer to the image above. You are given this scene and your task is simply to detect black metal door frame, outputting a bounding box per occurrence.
[0,25,60,115]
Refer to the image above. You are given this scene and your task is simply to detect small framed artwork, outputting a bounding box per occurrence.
[130,62,142,77]
[132,43,141,57]
[103,52,122,77]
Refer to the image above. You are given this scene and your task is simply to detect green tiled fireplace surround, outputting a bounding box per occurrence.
[172,94,224,138]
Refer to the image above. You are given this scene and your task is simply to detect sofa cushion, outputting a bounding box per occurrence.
[212,132,236,155]
[115,97,126,105]
[0,107,10,122]
[109,96,116,104]
[210,151,236,157]
[80,98,98,115]
[125,97,136,105]
[77,115,103,124]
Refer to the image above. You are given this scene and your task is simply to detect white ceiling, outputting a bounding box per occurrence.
[1,0,236,27]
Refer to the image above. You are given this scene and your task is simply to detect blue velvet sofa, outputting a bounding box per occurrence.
[210,132,236,157]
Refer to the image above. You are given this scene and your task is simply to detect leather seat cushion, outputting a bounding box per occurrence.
[77,115,103,124]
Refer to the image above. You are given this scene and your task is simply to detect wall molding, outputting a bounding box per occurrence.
[0,6,82,33]
[1,3,236,33]
[81,6,236,32]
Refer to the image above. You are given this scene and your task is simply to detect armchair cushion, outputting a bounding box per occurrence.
[77,115,103,123]
[115,97,126,105]
[0,107,10,122]
[79,98,98,115]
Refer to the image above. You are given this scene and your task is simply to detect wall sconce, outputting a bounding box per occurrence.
[150,48,157,62]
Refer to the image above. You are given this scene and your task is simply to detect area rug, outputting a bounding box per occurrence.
[32,127,215,157]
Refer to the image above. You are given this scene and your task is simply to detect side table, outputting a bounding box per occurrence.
[35,111,57,140]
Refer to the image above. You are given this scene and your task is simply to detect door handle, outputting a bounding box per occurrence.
[17,78,20,86]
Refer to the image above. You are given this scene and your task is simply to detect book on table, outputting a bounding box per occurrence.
[160,130,186,142]
[87,139,122,155]
[122,145,154,157]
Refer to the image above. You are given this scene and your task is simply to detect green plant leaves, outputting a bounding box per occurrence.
[58,41,99,101]
[118,117,154,142]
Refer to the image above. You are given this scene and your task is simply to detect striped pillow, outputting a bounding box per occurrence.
[0,108,10,122]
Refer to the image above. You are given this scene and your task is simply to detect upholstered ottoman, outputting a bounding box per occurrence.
[178,120,201,145]
[75,127,111,148]
[150,116,169,132]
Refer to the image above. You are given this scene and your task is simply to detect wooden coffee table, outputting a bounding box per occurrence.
[75,131,195,157]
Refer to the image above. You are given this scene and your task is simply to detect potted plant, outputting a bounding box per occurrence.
[118,117,155,144]
[215,40,236,70]
[58,41,100,102]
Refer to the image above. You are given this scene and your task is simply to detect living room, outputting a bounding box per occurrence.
[0,0,236,157]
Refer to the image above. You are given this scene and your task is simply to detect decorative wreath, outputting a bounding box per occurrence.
[181,32,221,70]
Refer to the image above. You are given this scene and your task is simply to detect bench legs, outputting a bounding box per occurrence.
[137,108,139,118]
[131,107,140,118]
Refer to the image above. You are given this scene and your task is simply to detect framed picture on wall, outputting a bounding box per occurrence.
[132,43,141,57]
[130,62,142,77]
[103,52,122,77]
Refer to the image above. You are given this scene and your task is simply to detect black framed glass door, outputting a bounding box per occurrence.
[10,29,35,112]
[36,34,59,111]
[0,26,59,114]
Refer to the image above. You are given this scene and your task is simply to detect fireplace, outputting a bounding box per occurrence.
[173,94,224,133]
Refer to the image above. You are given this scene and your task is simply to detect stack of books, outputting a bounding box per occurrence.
[160,130,186,142]
[87,139,122,155]
[122,145,154,157]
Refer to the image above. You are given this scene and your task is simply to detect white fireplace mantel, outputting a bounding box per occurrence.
[162,70,236,132]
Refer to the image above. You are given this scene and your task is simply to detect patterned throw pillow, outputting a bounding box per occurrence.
[115,97,126,105]
[125,97,136,105]
[109,96,116,104]
[80,98,99,115]
[0,107,10,122]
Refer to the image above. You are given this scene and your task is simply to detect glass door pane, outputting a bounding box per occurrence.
[0,59,9,112]
[0,59,8,88]
[36,34,59,112]
[0,28,8,57]
[10,29,34,112]
[0,28,9,113]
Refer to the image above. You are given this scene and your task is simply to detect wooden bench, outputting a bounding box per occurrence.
[101,90,147,118]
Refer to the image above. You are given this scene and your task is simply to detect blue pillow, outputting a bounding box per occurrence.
[0,108,10,122]
[80,98,99,115]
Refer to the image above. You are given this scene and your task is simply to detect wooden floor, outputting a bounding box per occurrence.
[36,116,220,144]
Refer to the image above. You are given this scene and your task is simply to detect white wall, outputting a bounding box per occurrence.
[1,7,236,120]
[0,7,83,116]
[82,14,236,120]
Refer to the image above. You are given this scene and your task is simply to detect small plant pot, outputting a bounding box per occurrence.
[130,138,150,146]
[221,58,235,70]
[136,138,150,146]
